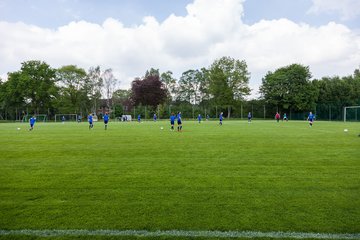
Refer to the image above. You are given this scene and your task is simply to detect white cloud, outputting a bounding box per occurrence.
[308,0,360,20]
[0,0,359,97]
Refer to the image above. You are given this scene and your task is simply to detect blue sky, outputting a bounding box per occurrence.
[0,0,359,96]
[1,0,359,29]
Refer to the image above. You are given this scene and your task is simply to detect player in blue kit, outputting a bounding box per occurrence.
[29,116,36,131]
[219,112,223,126]
[103,112,109,130]
[88,113,93,129]
[170,113,176,131]
[137,114,141,123]
[307,111,314,127]
[153,113,157,122]
[198,114,202,123]
[177,112,182,131]
[283,113,288,121]
[248,112,252,123]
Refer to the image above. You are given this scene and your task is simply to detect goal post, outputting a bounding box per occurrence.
[343,106,360,122]
[55,114,78,122]
[22,114,47,122]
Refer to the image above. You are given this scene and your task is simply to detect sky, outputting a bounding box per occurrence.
[0,0,360,98]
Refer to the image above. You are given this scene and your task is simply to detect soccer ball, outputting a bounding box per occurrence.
[344,129,348,132]
[17,128,20,130]
[160,127,164,130]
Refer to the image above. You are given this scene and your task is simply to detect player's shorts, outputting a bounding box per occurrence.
[89,121,93,124]
[309,119,313,122]
[30,124,34,127]
[171,121,174,125]
[104,120,108,124]
[177,120,182,124]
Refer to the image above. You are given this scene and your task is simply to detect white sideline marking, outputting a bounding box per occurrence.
[0,229,360,239]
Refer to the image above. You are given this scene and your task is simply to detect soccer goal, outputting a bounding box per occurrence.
[55,114,78,122]
[343,106,360,122]
[22,114,47,122]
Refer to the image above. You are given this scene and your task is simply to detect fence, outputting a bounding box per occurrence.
[1,104,359,122]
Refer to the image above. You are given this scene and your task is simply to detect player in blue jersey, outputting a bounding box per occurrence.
[103,112,109,130]
[170,113,176,131]
[283,113,288,121]
[219,112,223,125]
[88,113,93,129]
[177,112,182,131]
[198,114,202,123]
[77,115,81,123]
[248,112,252,123]
[137,114,141,123]
[61,115,65,124]
[307,111,314,127]
[29,116,36,131]
[153,113,157,122]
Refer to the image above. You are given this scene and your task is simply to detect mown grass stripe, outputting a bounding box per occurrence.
[0,229,360,239]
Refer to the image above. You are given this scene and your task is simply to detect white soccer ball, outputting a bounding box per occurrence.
[17,128,20,130]
[344,129,348,132]
[160,127,164,130]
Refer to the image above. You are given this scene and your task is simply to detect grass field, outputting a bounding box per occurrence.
[0,120,359,240]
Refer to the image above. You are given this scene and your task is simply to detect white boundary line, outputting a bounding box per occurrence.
[0,229,360,239]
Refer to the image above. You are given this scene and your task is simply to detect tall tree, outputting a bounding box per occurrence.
[102,68,118,109]
[5,60,57,115]
[131,74,167,108]
[145,68,160,78]
[56,65,88,113]
[1,72,26,114]
[86,66,103,113]
[209,56,250,118]
[160,71,177,101]
[177,69,204,105]
[260,64,317,112]
[112,89,133,113]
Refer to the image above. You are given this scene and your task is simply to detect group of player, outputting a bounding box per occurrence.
[26,110,317,131]
[275,111,314,127]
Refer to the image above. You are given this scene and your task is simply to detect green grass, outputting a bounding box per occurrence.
[0,120,359,239]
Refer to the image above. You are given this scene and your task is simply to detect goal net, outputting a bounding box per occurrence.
[22,114,47,122]
[343,106,360,122]
[55,114,78,122]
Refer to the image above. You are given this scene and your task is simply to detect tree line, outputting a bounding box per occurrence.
[0,58,359,121]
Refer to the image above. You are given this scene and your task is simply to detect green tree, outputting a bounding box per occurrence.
[160,71,177,101]
[112,89,132,115]
[145,68,160,78]
[56,65,88,114]
[102,68,118,109]
[177,69,204,105]
[260,64,317,112]
[1,72,27,118]
[86,66,103,113]
[209,56,250,118]
[3,60,57,117]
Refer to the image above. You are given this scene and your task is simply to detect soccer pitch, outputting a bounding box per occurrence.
[0,120,359,240]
